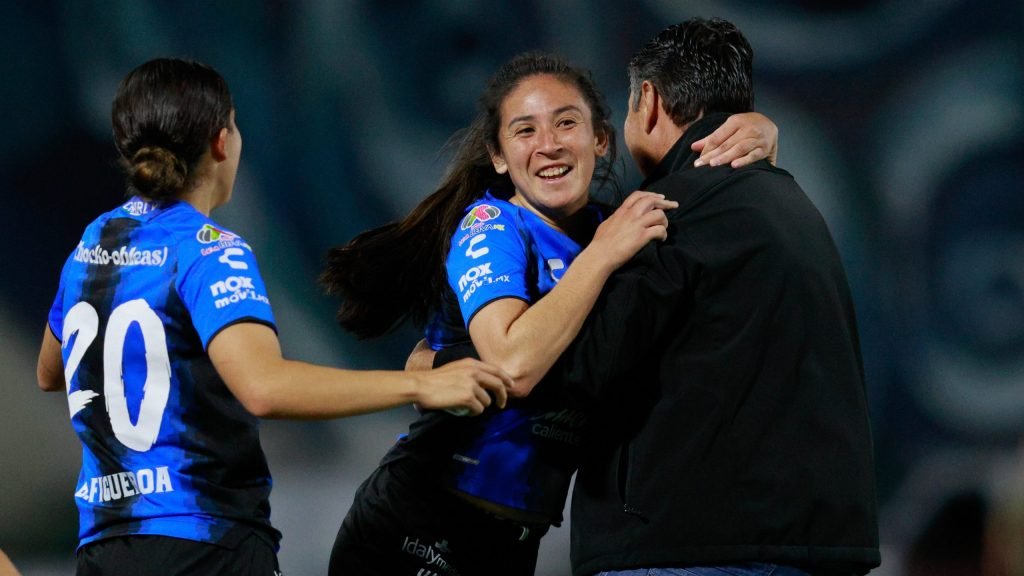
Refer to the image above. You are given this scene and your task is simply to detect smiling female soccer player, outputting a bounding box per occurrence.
[321,52,777,575]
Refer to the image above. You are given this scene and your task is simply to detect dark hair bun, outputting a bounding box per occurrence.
[129,146,188,201]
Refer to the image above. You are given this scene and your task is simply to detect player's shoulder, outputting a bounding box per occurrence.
[83,197,140,233]
[73,198,147,247]
[151,205,254,262]
[461,194,518,224]
[452,193,524,246]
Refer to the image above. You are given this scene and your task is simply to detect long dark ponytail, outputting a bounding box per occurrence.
[320,51,617,338]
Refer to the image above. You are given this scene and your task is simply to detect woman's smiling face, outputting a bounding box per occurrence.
[490,73,609,226]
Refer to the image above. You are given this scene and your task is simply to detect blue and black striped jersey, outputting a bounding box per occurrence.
[421,190,602,519]
[47,196,281,550]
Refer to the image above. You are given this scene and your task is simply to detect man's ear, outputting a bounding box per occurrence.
[641,80,660,134]
[489,145,508,174]
[210,127,229,162]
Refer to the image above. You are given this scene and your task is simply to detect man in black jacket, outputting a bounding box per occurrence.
[556,18,880,576]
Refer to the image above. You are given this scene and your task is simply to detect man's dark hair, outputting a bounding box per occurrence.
[628,17,754,127]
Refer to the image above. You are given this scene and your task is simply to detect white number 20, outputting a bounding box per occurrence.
[62,299,171,452]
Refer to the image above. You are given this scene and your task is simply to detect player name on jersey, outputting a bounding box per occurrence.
[74,466,174,503]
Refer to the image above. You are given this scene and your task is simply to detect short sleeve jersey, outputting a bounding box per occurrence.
[421,190,601,518]
[46,197,281,550]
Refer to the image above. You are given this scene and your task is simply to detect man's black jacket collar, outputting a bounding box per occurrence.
[638,112,734,189]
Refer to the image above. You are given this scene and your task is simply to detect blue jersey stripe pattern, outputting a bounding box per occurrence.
[47,197,280,550]
[423,190,601,519]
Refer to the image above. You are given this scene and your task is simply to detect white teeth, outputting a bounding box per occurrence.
[538,166,569,178]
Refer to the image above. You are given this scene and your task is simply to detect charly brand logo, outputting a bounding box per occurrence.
[465,234,489,259]
[74,242,168,267]
[195,224,239,244]
[460,204,501,230]
[218,247,249,270]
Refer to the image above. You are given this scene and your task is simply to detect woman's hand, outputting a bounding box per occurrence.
[412,358,511,415]
[586,191,677,272]
[692,111,778,168]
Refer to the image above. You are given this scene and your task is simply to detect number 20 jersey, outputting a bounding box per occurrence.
[47,197,280,549]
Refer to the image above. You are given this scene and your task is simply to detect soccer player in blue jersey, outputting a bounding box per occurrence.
[320,52,778,575]
[34,57,513,576]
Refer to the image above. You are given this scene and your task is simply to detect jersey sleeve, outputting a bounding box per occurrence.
[176,234,277,349]
[47,276,67,341]
[446,203,531,327]
[46,250,78,341]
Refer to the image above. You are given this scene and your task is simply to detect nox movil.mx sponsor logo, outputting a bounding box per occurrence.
[209,276,270,309]
[458,262,508,303]
[210,276,255,296]
[457,263,492,291]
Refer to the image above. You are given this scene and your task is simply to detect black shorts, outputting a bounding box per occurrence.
[76,531,279,576]
[329,462,550,576]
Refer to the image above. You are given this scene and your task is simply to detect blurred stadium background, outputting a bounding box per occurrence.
[1,1,1022,574]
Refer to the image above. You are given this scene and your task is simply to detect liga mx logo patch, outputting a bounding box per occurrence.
[460,204,501,230]
[196,224,239,244]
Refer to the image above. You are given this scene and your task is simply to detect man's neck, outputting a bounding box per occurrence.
[642,113,698,178]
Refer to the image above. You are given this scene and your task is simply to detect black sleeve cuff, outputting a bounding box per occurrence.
[433,342,479,368]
